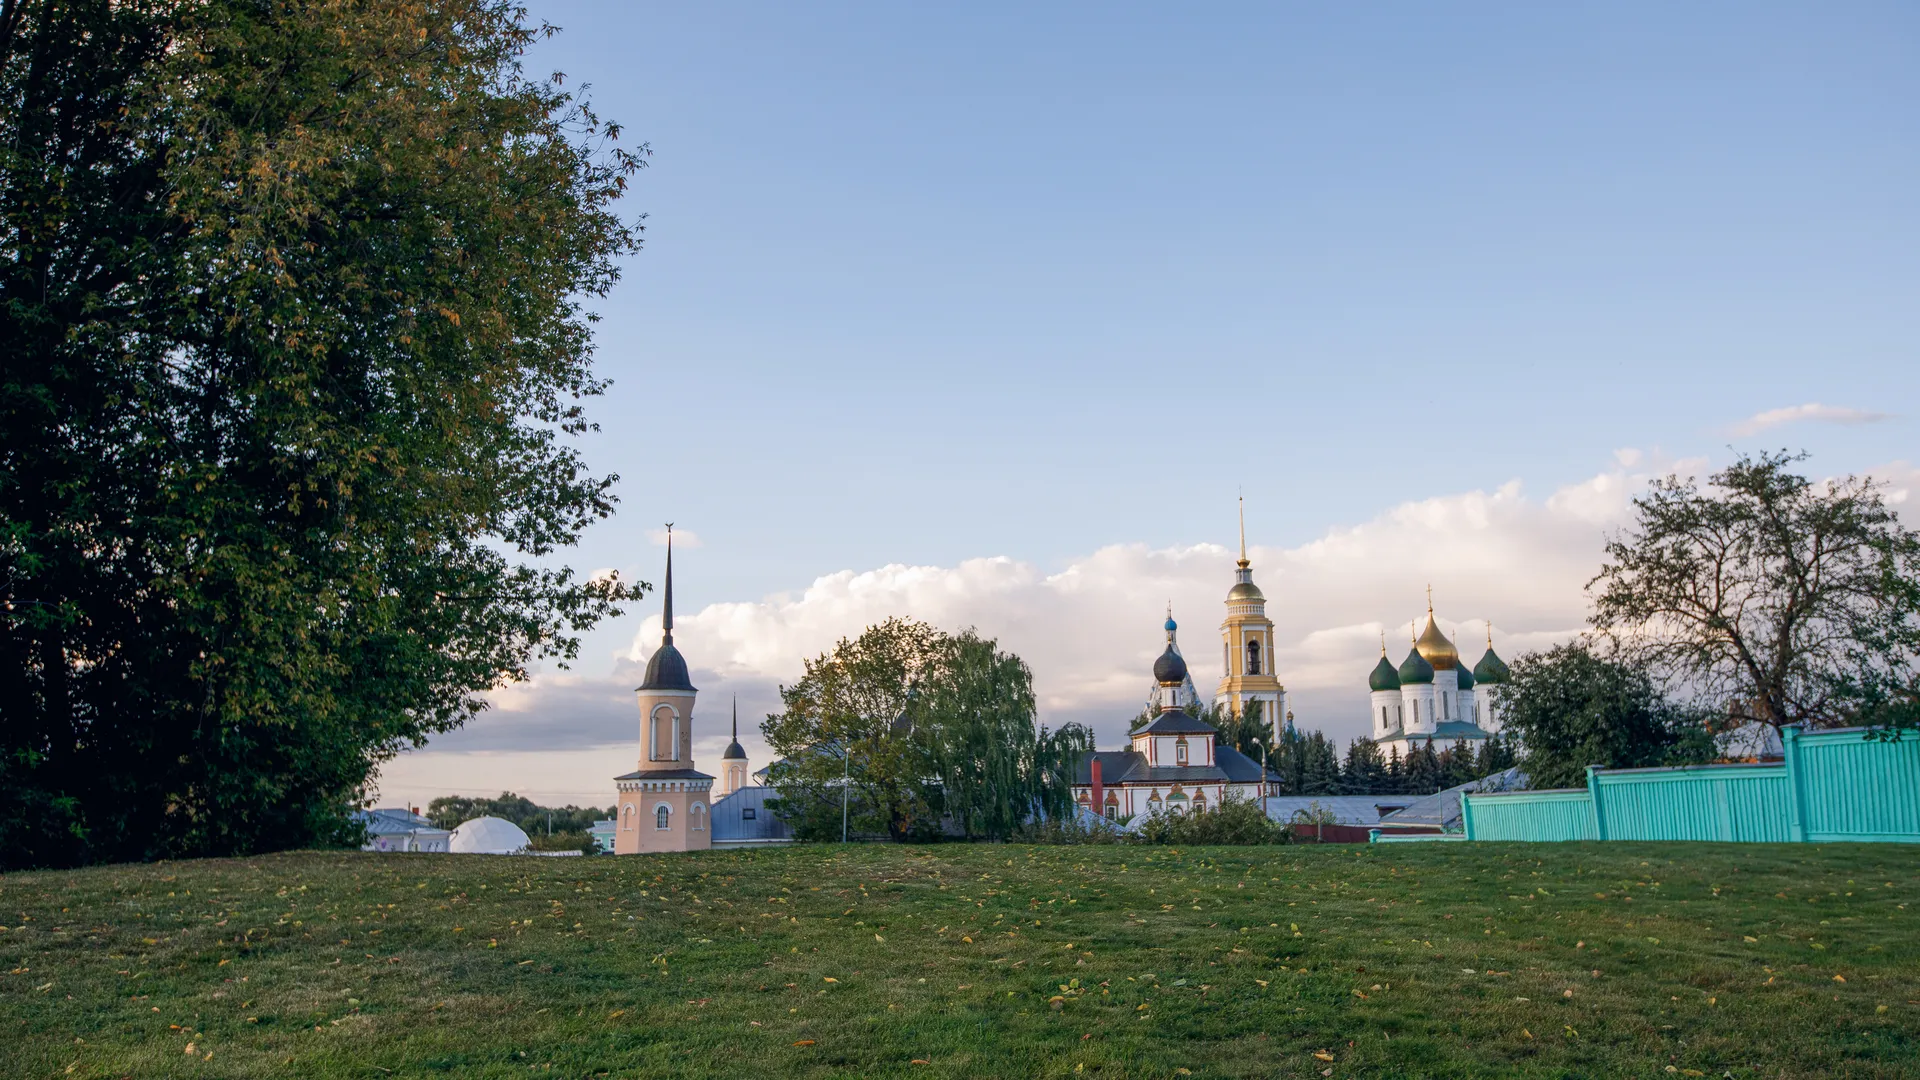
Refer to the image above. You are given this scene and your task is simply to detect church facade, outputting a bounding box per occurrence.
[613,532,716,854]
[1367,600,1508,762]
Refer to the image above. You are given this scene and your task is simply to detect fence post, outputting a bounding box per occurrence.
[1782,724,1807,843]
[1586,765,1607,841]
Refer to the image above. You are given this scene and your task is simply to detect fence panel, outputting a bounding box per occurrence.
[1591,764,1790,842]
[1793,728,1920,843]
[1463,789,1595,842]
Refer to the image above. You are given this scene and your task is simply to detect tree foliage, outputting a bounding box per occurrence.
[762,619,1084,842]
[0,1,641,868]
[1501,643,1713,789]
[422,792,611,837]
[1591,451,1920,735]
[1132,793,1290,846]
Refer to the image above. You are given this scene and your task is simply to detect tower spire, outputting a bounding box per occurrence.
[662,524,675,644]
[1237,494,1249,570]
[732,695,738,740]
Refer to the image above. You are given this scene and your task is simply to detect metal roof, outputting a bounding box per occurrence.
[710,785,794,844]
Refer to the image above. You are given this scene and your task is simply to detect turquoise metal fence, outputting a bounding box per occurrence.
[1436,725,1920,845]
[1459,789,1596,842]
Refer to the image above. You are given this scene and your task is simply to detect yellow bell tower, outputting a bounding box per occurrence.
[1216,498,1286,735]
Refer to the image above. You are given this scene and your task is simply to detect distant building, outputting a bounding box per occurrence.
[613,528,715,854]
[448,816,530,854]
[710,784,795,848]
[354,808,451,853]
[1367,597,1508,762]
[1214,499,1287,730]
[1073,614,1280,821]
[589,819,616,853]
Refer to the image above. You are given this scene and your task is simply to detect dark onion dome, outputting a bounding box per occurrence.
[1473,646,1510,685]
[1369,655,1401,692]
[1455,661,1475,690]
[1152,643,1188,686]
[638,642,695,691]
[1397,646,1434,685]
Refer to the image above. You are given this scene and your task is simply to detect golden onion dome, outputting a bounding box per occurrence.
[1227,580,1264,602]
[1414,612,1459,670]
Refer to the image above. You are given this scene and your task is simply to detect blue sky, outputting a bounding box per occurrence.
[374,2,1918,805]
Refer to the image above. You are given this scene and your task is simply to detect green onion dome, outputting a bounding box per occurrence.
[1369,655,1401,692]
[1473,647,1510,685]
[1455,662,1474,690]
[1397,647,1434,685]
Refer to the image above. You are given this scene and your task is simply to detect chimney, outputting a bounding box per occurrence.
[1090,757,1104,815]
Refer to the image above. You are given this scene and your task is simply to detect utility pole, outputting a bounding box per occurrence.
[841,742,850,844]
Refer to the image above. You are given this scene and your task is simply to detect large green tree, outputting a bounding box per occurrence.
[1591,451,1920,737]
[0,1,641,868]
[762,619,1085,842]
[1501,643,1713,789]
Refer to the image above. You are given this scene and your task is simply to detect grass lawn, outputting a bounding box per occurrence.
[1,842,1915,1079]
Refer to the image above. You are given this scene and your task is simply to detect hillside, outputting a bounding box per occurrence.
[2,843,1915,1078]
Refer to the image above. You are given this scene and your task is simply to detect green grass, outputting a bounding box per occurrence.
[2,843,1916,1079]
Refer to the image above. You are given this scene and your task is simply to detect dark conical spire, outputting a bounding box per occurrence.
[722,694,746,759]
[661,524,675,644]
[637,523,696,692]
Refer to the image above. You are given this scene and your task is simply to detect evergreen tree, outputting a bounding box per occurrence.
[1384,747,1406,795]
[1342,739,1387,795]
[1404,741,1442,795]
[1442,739,1478,788]
[1300,732,1340,795]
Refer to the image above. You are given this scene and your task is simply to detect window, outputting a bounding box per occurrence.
[743,807,757,821]
[1381,706,1388,727]
[1442,693,1450,720]
[1246,639,1261,676]
[1175,740,1189,765]
[654,805,671,830]
[1412,701,1420,724]
[691,804,706,831]
[1104,804,1117,822]
[621,805,635,831]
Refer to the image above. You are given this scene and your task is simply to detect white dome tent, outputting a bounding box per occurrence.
[447,816,531,855]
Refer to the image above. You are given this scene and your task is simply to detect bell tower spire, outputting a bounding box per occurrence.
[662,524,675,646]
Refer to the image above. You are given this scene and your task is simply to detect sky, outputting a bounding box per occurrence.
[371,2,1919,810]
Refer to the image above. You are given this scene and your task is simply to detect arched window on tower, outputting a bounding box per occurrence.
[1245,639,1262,676]
[654,804,671,830]
[650,705,679,762]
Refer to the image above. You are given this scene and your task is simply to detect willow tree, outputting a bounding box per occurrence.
[914,630,1088,841]
[1590,451,1920,737]
[1,1,641,867]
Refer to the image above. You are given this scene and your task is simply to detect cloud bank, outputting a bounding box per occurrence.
[1728,403,1890,438]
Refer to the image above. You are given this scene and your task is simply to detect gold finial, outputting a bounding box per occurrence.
[1380,629,1387,657]
[1237,494,1249,569]
[1426,583,1433,613]
[1486,621,1493,647]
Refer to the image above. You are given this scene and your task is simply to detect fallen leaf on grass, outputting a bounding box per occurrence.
[607,1010,625,1019]
[1312,1051,1335,1062]
[792,1039,816,1047]
[822,977,838,983]
[911,1060,930,1066]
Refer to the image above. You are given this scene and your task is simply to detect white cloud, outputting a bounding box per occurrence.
[1727,403,1890,438]
[380,454,1707,802]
